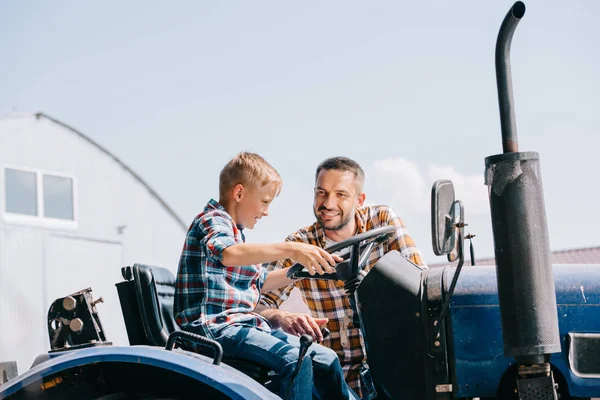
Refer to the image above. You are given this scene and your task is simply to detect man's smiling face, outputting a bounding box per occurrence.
[313,169,363,231]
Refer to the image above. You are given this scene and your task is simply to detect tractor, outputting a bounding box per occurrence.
[2,2,599,399]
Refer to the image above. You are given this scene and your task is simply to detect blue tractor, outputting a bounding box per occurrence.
[1,2,599,399]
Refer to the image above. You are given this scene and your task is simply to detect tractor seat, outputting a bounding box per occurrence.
[115,263,270,382]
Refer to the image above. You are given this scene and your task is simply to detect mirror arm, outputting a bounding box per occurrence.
[434,202,466,339]
[466,233,476,266]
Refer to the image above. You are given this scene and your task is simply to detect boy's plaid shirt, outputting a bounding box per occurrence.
[260,205,426,394]
[174,199,270,338]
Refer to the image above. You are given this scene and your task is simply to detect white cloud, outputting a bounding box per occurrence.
[365,157,490,216]
[427,164,489,216]
[366,158,427,212]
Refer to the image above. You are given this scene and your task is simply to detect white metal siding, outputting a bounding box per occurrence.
[0,227,46,372]
[44,235,127,346]
[0,114,185,371]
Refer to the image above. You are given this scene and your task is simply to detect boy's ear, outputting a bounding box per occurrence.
[233,184,245,202]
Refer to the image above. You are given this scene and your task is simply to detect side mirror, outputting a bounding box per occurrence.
[431,180,460,259]
[430,180,467,341]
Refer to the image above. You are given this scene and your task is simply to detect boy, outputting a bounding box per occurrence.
[174,152,359,400]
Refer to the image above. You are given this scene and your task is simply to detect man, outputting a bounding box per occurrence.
[258,156,426,399]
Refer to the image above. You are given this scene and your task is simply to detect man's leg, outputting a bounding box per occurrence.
[271,330,360,400]
[215,325,312,400]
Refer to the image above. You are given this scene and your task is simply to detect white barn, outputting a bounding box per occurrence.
[0,112,186,373]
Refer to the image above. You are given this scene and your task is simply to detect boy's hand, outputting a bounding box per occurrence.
[289,243,342,275]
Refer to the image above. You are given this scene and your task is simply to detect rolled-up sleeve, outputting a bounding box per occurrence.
[257,265,269,290]
[199,212,237,262]
[385,207,427,267]
[260,257,296,309]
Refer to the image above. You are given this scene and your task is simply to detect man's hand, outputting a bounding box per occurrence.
[289,242,341,276]
[274,310,329,342]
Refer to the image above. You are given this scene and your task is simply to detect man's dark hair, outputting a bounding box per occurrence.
[315,156,365,192]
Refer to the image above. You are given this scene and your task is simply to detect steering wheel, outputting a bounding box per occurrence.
[286,226,397,282]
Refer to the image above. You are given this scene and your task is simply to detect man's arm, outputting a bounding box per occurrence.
[257,303,329,342]
[385,207,427,267]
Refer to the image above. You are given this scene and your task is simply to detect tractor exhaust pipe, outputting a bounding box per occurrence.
[485,3,561,397]
[495,1,526,153]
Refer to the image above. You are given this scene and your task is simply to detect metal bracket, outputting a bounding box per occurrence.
[0,361,18,385]
[435,384,453,393]
[517,375,558,400]
[47,288,110,351]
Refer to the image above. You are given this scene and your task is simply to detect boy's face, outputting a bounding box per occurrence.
[235,181,278,229]
[313,169,365,231]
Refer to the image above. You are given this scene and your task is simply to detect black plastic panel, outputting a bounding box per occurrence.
[356,250,427,399]
[568,333,600,377]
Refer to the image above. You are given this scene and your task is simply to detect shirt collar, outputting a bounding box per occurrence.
[206,198,245,232]
[206,198,226,212]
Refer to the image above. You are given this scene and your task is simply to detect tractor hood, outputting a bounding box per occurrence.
[0,345,280,400]
[448,264,600,398]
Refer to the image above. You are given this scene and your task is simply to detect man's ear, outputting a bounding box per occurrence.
[357,192,366,207]
[233,184,245,203]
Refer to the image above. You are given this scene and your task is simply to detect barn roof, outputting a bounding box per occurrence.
[33,112,187,230]
[429,246,600,268]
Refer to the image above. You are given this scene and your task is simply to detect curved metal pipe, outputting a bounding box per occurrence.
[495,1,526,153]
[165,330,223,365]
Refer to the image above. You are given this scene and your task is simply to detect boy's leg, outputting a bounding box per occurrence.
[215,325,312,400]
[271,330,360,400]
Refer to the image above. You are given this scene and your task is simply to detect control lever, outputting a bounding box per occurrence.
[285,334,313,400]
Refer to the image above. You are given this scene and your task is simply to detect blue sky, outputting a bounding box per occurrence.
[2,1,599,264]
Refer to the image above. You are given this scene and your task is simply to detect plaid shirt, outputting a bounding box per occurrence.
[260,205,426,395]
[174,199,270,338]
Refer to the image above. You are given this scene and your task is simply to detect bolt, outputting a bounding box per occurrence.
[62,296,77,311]
[91,297,104,307]
[434,341,441,347]
[415,312,420,317]
[69,318,84,333]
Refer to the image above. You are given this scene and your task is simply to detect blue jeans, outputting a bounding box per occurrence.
[214,325,359,400]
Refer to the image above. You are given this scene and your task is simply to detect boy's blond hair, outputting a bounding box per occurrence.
[219,152,282,199]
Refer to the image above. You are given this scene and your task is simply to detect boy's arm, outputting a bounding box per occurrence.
[258,258,296,309]
[258,244,331,343]
[259,256,295,306]
[221,242,296,266]
[200,211,338,272]
[260,268,297,293]
[221,242,339,274]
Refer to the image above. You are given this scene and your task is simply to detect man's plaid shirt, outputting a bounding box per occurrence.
[260,205,426,394]
[174,199,270,339]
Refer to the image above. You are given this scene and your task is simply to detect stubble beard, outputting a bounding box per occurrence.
[314,207,353,232]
